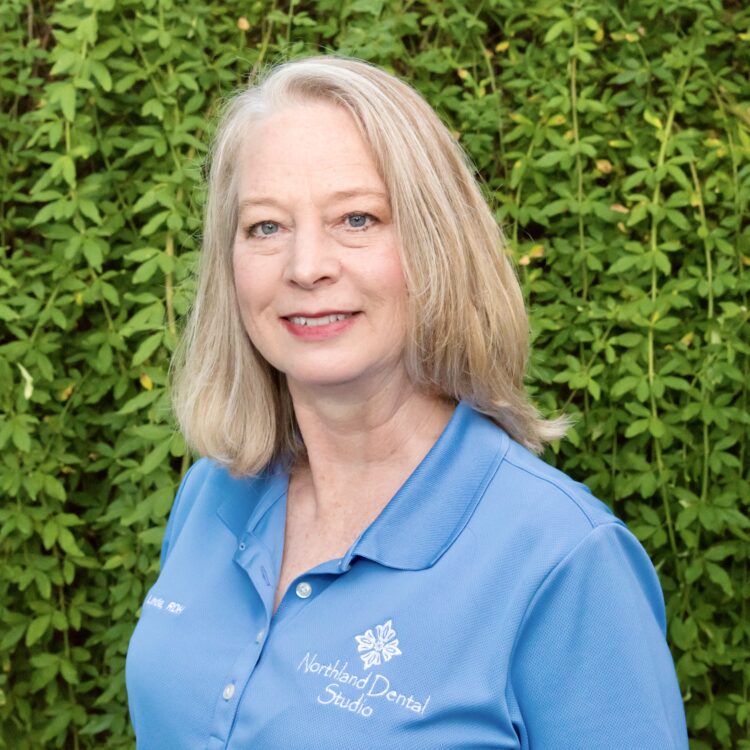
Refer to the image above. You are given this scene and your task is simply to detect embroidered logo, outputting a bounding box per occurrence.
[354,619,402,669]
[296,620,431,718]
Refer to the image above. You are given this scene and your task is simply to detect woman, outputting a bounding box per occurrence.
[126,56,689,748]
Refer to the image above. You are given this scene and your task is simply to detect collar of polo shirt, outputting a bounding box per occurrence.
[214,400,510,572]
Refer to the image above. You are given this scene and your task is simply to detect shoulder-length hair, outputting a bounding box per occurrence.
[171,55,568,476]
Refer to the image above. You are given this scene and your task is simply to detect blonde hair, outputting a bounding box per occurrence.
[172,55,569,475]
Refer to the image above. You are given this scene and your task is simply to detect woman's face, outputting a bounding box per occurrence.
[232,101,409,397]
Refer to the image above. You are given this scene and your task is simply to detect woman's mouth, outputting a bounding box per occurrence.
[281,311,360,339]
[286,312,354,327]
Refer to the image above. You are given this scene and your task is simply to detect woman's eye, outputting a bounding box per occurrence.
[344,213,375,230]
[248,221,279,238]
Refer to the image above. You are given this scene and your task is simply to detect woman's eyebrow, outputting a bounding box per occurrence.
[325,187,389,202]
[237,196,285,212]
[237,187,388,212]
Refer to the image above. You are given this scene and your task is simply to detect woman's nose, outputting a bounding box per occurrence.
[283,223,341,289]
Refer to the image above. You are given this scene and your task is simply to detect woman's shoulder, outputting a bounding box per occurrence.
[469,427,633,570]
[174,456,281,503]
[167,457,269,521]
[158,457,280,567]
[497,439,618,529]
[473,430,668,624]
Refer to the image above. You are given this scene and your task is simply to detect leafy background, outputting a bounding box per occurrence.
[1,0,748,747]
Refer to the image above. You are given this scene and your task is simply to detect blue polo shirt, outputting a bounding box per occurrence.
[126,400,689,749]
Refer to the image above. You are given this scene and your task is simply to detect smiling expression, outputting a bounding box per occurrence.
[232,101,409,397]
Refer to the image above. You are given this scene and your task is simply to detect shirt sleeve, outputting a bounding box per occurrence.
[508,522,689,750]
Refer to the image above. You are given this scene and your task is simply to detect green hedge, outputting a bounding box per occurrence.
[1,0,748,747]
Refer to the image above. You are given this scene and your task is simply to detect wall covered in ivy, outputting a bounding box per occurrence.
[1,0,748,747]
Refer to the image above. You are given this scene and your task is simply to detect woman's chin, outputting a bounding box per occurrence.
[284,362,408,398]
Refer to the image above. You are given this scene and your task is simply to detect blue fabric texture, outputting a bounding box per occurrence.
[126,400,689,749]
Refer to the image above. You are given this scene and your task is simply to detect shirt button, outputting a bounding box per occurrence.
[222,683,235,701]
[295,581,312,599]
[255,628,265,643]
[238,542,246,551]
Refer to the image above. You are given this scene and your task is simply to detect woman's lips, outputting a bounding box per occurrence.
[281,311,360,339]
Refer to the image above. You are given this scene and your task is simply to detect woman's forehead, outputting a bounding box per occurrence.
[235,103,388,206]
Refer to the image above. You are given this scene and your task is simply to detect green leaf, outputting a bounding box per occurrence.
[132,332,164,366]
[59,83,76,122]
[124,138,156,159]
[611,376,639,397]
[12,426,31,453]
[44,476,67,501]
[615,333,643,347]
[704,543,736,562]
[42,520,59,549]
[83,240,104,270]
[81,714,115,735]
[141,98,165,121]
[1,624,27,650]
[665,209,690,230]
[57,528,85,557]
[648,415,665,438]
[705,562,734,597]
[624,418,649,438]
[79,199,102,224]
[26,614,51,647]
[132,257,161,284]
[535,151,565,169]
[140,439,173,475]
[141,210,170,236]
[118,388,161,415]
[544,18,572,43]
[608,255,638,274]
[59,659,79,684]
[91,60,113,91]
[139,526,167,546]
[40,709,73,743]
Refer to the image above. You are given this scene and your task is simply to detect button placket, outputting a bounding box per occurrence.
[271,565,343,630]
[207,622,270,747]
[235,532,276,620]
[206,537,274,750]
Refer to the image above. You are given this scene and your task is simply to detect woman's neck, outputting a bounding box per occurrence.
[287,381,456,527]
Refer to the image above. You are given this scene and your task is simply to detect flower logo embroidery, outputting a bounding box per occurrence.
[355,619,402,670]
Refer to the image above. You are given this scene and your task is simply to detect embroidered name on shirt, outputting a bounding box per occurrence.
[145,594,185,615]
[297,619,430,719]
